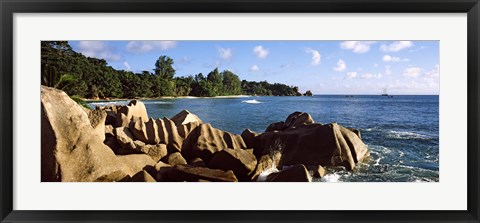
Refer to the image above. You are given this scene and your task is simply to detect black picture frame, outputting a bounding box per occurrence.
[1,0,479,222]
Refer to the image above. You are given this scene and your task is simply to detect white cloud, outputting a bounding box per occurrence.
[125,41,177,53]
[384,79,438,94]
[382,54,409,62]
[385,65,392,75]
[78,41,121,61]
[425,64,439,78]
[123,61,131,71]
[346,72,357,79]
[409,46,426,52]
[333,59,346,72]
[249,64,260,72]
[361,73,382,79]
[403,66,422,78]
[218,47,232,60]
[178,56,191,65]
[253,45,269,59]
[380,41,414,52]
[340,41,376,53]
[305,48,321,65]
[374,63,379,67]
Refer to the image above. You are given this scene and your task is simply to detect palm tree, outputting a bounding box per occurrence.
[41,66,88,108]
[41,66,76,90]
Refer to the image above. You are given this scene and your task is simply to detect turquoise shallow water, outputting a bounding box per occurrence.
[88,95,439,182]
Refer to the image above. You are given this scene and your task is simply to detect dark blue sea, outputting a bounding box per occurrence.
[88,95,439,182]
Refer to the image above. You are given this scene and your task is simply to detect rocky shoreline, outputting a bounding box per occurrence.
[41,86,370,182]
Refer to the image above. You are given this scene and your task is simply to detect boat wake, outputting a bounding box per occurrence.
[242,99,263,104]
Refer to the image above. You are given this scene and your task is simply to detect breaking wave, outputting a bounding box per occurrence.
[319,173,342,182]
[386,130,431,140]
[256,167,280,182]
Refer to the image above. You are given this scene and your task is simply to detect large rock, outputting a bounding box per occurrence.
[41,86,153,181]
[129,170,156,182]
[154,161,173,181]
[105,125,115,138]
[264,122,284,132]
[95,104,120,126]
[171,109,203,126]
[158,165,238,182]
[241,129,261,148]
[116,100,148,127]
[181,123,248,163]
[154,161,171,172]
[137,143,168,162]
[245,121,369,170]
[311,165,326,178]
[161,152,187,166]
[189,157,206,167]
[88,109,107,142]
[117,140,146,155]
[116,154,156,174]
[284,112,315,128]
[177,122,200,139]
[94,170,130,182]
[104,136,121,153]
[129,117,200,153]
[157,118,184,152]
[208,149,257,181]
[114,127,136,150]
[249,151,282,181]
[266,164,312,182]
[265,111,314,132]
[130,118,158,144]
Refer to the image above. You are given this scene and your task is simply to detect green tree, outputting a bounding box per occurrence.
[153,56,176,96]
[154,56,175,79]
[41,66,76,91]
[207,68,223,96]
[222,70,242,95]
[41,41,302,99]
[174,76,193,96]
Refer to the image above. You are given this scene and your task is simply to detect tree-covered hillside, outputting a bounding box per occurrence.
[41,41,303,99]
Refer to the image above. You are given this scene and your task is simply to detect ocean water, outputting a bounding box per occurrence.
[88,95,439,182]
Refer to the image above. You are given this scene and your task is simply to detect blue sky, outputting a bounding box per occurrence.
[69,40,439,95]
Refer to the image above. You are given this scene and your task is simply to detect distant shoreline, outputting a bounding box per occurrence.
[83,95,252,102]
[83,94,439,102]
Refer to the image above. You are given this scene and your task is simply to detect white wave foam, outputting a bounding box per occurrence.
[362,127,380,132]
[88,101,128,107]
[320,173,342,182]
[413,178,436,182]
[242,99,262,104]
[387,130,430,140]
[256,167,279,182]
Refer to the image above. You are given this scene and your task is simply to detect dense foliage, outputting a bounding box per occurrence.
[41,41,303,98]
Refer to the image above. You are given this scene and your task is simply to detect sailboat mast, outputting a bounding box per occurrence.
[382,88,388,96]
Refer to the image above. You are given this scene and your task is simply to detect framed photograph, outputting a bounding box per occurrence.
[1,0,479,222]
